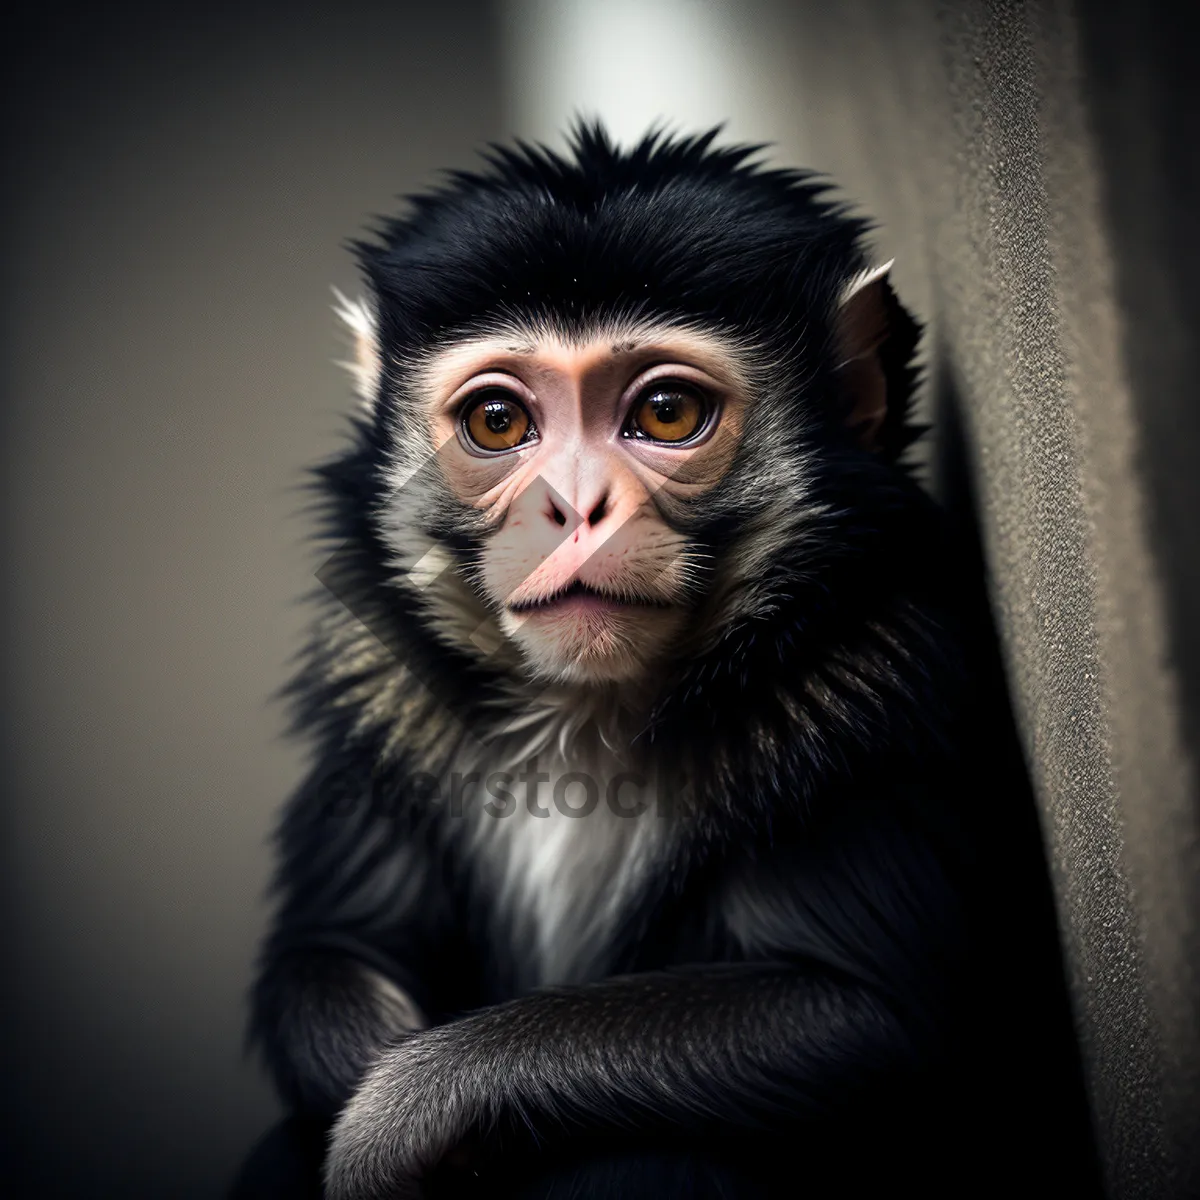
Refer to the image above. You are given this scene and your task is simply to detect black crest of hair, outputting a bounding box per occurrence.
[238,124,1103,1200]
[354,121,922,457]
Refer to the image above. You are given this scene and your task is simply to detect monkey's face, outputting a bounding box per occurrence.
[412,323,750,685]
[349,132,918,696]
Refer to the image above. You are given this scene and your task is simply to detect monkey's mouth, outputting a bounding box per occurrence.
[507,579,673,615]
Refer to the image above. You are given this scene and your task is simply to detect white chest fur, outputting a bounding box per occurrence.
[463,745,663,988]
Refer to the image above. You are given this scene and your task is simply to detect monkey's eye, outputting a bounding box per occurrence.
[461,389,535,453]
[625,383,709,444]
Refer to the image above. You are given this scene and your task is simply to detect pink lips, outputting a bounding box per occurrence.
[508,580,671,616]
[538,590,627,614]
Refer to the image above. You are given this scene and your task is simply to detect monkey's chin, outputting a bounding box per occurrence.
[500,602,684,686]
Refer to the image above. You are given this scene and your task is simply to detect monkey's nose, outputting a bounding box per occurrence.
[545,490,610,530]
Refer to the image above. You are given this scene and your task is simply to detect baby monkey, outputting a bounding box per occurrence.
[247,126,1095,1199]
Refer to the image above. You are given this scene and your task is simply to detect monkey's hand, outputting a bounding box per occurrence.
[322,1020,500,1200]
[322,962,932,1200]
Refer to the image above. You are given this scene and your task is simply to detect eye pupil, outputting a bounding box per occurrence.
[484,402,512,434]
[651,396,679,424]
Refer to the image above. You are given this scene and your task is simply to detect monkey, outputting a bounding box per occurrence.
[241,125,1100,1199]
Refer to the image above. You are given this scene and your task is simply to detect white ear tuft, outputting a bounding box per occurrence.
[838,259,894,312]
[832,260,897,451]
[331,286,382,407]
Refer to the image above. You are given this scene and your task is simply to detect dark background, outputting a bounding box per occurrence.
[3,2,1197,1197]
[2,4,504,1195]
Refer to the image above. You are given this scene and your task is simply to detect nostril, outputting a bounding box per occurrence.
[548,500,567,527]
[587,495,609,526]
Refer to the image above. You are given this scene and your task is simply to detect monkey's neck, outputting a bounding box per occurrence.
[456,673,659,775]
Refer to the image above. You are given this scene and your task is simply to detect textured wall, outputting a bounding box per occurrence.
[742,1,1200,1196]
[1,4,503,1196]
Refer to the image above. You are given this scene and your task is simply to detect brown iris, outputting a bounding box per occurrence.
[463,390,533,452]
[628,384,707,443]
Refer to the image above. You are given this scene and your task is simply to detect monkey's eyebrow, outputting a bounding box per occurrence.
[610,339,639,354]
[503,343,537,355]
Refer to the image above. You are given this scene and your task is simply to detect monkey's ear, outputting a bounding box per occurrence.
[332,286,382,408]
[831,260,897,452]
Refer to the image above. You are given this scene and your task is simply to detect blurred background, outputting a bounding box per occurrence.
[3,1,1197,1197]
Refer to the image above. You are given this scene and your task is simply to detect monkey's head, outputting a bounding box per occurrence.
[331,125,921,696]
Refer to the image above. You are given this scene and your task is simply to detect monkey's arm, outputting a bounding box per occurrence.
[250,750,462,1118]
[323,808,966,1200]
[323,959,944,1200]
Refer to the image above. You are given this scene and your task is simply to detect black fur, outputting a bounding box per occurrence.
[243,125,1099,1198]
